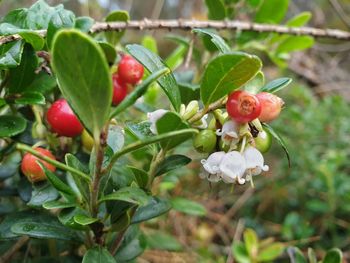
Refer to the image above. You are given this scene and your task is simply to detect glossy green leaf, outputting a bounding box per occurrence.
[255,0,289,24]
[14,92,45,105]
[24,71,57,93]
[243,71,265,94]
[128,166,148,188]
[286,12,312,27]
[51,29,112,139]
[200,52,262,105]
[75,16,94,32]
[47,8,75,48]
[232,242,250,263]
[260,77,292,93]
[0,31,18,55]
[18,32,45,50]
[1,8,28,28]
[244,229,258,258]
[205,0,226,20]
[155,154,191,176]
[193,29,230,53]
[258,243,285,261]
[126,121,153,140]
[0,151,21,180]
[74,214,99,226]
[25,0,59,29]
[146,231,182,251]
[141,35,158,54]
[110,68,169,118]
[323,248,342,263]
[104,10,129,46]
[171,197,206,216]
[115,225,146,261]
[99,187,150,205]
[43,200,76,210]
[27,182,59,207]
[98,42,117,64]
[107,125,124,153]
[179,83,200,104]
[126,44,181,111]
[83,247,116,263]
[58,207,86,230]
[156,112,191,150]
[132,197,171,224]
[276,36,314,54]
[263,123,291,167]
[0,115,27,138]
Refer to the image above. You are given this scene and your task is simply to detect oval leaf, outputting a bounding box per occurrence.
[14,92,45,105]
[171,197,206,216]
[200,52,262,105]
[193,29,230,53]
[258,243,285,261]
[0,115,27,138]
[260,77,292,93]
[132,197,171,224]
[51,29,112,139]
[83,246,116,263]
[74,214,99,226]
[155,154,191,176]
[323,248,342,263]
[99,187,150,206]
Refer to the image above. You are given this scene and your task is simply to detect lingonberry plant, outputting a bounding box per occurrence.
[0,0,323,262]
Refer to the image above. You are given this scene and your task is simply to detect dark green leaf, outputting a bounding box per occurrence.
[287,247,307,263]
[126,44,181,111]
[155,154,191,176]
[24,71,57,93]
[125,121,153,140]
[104,10,129,46]
[323,248,342,263]
[178,82,200,104]
[146,231,182,251]
[205,0,226,20]
[232,242,250,263]
[0,40,24,69]
[0,151,21,180]
[156,112,191,150]
[262,123,291,167]
[276,36,314,54]
[128,166,148,188]
[58,207,86,230]
[47,8,75,48]
[51,29,112,139]
[14,92,45,105]
[74,214,99,226]
[43,200,76,209]
[115,225,146,261]
[132,197,171,224]
[260,77,292,93]
[200,52,262,105]
[171,197,206,216]
[286,12,312,27]
[99,187,150,205]
[193,29,230,53]
[0,115,27,138]
[2,8,28,28]
[255,0,289,24]
[75,16,94,33]
[25,0,59,30]
[98,42,117,64]
[27,182,59,207]
[18,32,45,50]
[83,247,116,263]
[242,71,265,94]
[257,243,285,261]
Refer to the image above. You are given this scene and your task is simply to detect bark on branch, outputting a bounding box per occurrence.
[1,19,350,46]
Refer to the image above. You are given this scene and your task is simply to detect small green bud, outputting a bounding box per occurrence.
[183,100,199,120]
[213,109,227,125]
[32,122,47,139]
[193,130,217,153]
[208,117,217,130]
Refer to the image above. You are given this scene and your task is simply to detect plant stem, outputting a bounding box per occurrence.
[188,97,227,124]
[16,143,91,182]
[147,148,166,188]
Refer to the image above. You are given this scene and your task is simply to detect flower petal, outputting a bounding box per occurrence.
[147,109,168,134]
[219,151,246,183]
[201,151,226,174]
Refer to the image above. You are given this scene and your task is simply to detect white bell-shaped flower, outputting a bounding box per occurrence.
[216,120,239,145]
[219,151,246,184]
[200,151,225,182]
[147,109,168,134]
[243,147,269,177]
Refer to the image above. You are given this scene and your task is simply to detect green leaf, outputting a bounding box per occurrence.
[47,8,75,49]
[286,12,312,27]
[200,52,262,105]
[110,68,169,118]
[155,154,191,176]
[232,242,250,263]
[107,125,124,153]
[115,225,146,261]
[132,197,171,224]
[75,16,94,33]
[205,0,226,20]
[146,231,182,251]
[7,44,38,93]
[83,246,117,263]
[104,10,129,46]
[171,197,206,216]
[24,71,57,93]
[255,0,289,24]
[74,214,99,226]
[260,77,292,93]
[98,42,117,64]
[99,187,150,205]
[58,207,86,230]
[0,115,27,138]
[243,71,265,94]
[1,36,19,54]
[128,166,148,188]
[126,44,181,111]
[193,29,230,53]
[243,229,259,258]
[156,112,191,150]
[14,92,45,105]
[258,243,285,261]
[141,35,158,54]
[18,32,45,50]
[1,8,28,28]
[43,200,76,209]
[276,36,314,54]
[287,247,307,263]
[126,121,153,140]
[323,248,342,263]
[0,151,21,180]
[27,182,59,207]
[262,123,291,167]
[25,0,58,30]
[178,82,200,104]
[51,29,112,139]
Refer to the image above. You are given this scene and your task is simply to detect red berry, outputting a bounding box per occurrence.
[21,147,56,183]
[256,92,284,123]
[112,74,128,106]
[46,98,83,137]
[118,55,144,85]
[226,90,262,123]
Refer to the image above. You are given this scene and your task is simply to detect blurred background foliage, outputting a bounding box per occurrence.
[1,0,350,262]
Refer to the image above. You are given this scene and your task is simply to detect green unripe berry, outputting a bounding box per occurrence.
[254,129,272,153]
[193,130,217,153]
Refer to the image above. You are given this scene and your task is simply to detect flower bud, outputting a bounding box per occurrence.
[183,100,199,120]
[193,130,217,153]
[256,92,284,122]
[32,122,47,139]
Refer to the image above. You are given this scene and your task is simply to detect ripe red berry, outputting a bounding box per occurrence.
[46,98,83,137]
[112,74,128,106]
[118,55,144,85]
[21,147,56,183]
[226,90,262,123]
[256,92,284,122]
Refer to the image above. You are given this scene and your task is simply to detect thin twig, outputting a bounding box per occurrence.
[0,236,30,263]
